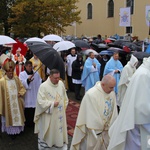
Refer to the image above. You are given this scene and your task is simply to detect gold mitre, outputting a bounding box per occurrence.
[2,58,15,71]
[0,54,9,66]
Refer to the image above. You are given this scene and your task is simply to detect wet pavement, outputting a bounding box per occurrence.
[0,89,84,150]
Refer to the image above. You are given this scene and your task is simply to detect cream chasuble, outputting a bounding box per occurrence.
[70,81,118,150]
[34,78,68,149]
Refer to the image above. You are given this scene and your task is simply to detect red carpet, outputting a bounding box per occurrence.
[66,100,80,136]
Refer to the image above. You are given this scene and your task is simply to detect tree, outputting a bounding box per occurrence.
[0,0,15,35]
[9,0,81,37]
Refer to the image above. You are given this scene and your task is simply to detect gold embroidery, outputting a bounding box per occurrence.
[12,102,17,108]
[12,95,17,100]
[14,117,19,122]
[9,83,16,92]
[13,109,18,114]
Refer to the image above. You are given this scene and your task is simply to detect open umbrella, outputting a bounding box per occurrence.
[113,40,141,51]
[73,40,90,50]
[99,50,113,56]
[24,37,46,44]
[12,39,28,56]
[26,41,65,80]
[53,41,75,52]
[107,47,127,54]
[82,49,99,56]
[132,51,150,60]
[0,35,17,45]
[104,39,112,44]
[42,34,63,42]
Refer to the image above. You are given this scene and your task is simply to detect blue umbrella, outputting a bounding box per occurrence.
[145,44,150,53]
[99,50,113,56]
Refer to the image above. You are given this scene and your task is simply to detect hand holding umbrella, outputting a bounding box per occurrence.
[27,74,34,83]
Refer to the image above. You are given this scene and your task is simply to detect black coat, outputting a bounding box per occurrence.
[72,59,84,80]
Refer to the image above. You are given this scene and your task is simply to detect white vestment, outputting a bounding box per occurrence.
[19,71,42,108]
[117,55,138,107]
[108,57,150,150]
[70,81,118,150]
[34,78,68,150]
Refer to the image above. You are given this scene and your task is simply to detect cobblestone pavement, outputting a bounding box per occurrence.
[0,89,84,150]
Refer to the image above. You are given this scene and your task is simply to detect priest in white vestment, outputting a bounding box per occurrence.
[0,58,26,136]
[34,69,68,150]
[70,74,118,150]
[108,57,150,150]
[117,55,138,107]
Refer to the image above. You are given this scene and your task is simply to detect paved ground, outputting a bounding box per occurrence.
[0,89,84,150]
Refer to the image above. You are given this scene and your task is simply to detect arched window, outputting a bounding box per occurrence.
[126,0,134,14]
[108,0,114,17]
[87,3,92,19]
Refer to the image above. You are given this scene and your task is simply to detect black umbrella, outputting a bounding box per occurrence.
[132,51,150,60]
[113,40,141,51]
[26,41,65,80]
[73,40,90,50]
[107,47,127,54]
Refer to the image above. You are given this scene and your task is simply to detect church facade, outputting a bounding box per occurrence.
[64,0,150,40]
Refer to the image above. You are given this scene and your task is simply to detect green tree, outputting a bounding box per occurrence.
[9,0,81,37]
[0,0,15,35]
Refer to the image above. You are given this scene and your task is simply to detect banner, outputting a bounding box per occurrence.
[119,7,131,27]
[146,5,150,26]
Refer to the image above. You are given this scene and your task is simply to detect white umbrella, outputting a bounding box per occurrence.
[82,49,99,56]
[0,35,17,45]
[24,37,47,44]
[42,34,63,42]
[53,41,75,51]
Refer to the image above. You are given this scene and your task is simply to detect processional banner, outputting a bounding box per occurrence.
[119,7,131,27]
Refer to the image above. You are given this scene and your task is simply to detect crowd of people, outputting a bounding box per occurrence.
[0,35,149,150]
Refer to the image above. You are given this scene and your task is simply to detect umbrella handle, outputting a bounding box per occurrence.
[33,63,43,75]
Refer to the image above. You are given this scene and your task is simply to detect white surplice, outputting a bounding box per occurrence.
[19,71,42,108]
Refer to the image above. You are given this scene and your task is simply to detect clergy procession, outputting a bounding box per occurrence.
[0,34,150,150]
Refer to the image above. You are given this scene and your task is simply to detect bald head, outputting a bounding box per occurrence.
[101,74,116,94]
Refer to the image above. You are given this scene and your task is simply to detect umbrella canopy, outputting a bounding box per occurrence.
[24,37,46,44]
[42,34,63,42]
[12,39,28,56]
[113,40,141,51]
[98,43,108,49]
[132,51,150,60]
[99,50,113,56]
[73,40,90,50]
[104,39,112,44]
[0,35,17,45]
[26,41,65,80]
[107,47,127,54]
[82,49,99,55]
[53,41,75,52]
[107,37,116,42]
